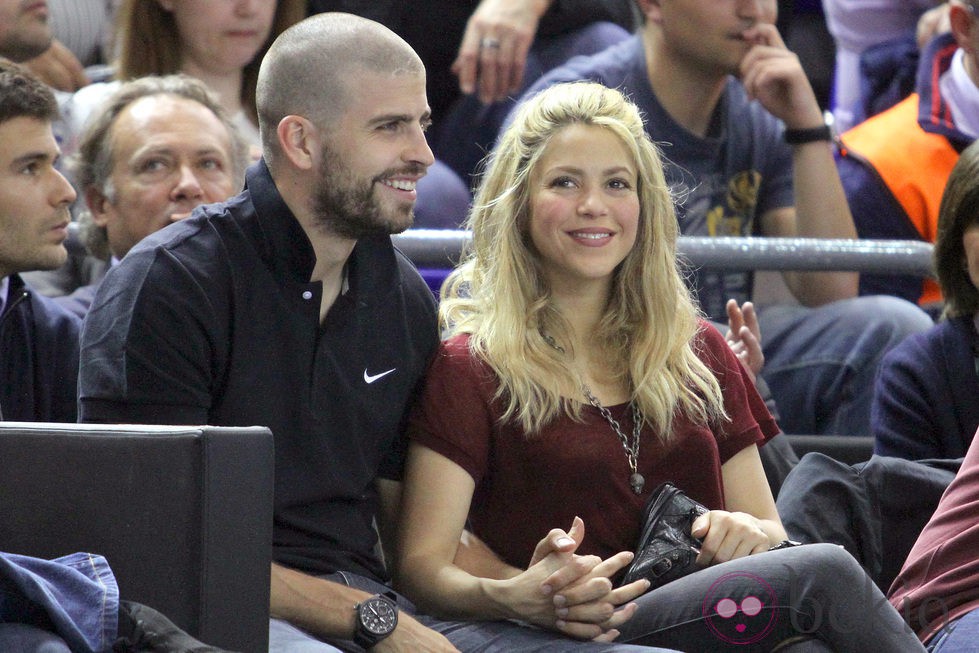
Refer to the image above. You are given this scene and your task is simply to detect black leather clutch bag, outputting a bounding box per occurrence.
[619,482,708,589]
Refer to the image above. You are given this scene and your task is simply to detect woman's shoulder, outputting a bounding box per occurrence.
[692,319,735,364]
[434,333,497,383]
[440,332,473,355]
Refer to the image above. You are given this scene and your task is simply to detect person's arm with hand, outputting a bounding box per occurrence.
[22,39,89,92]
[740,22,859,306]
[268,476,459,652]
[453,0,554,104]
[691,445,788,566]
[396,442,642,640]
[526,518,648,641]
[270,563,459,652]
[725,299,763,383]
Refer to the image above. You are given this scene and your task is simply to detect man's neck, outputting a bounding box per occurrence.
[643,31,728,138]
[180,61,245,118]
[274,169,356,285]
[294,229,354,324]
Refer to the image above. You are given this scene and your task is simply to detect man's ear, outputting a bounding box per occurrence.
[85,186,111,227]
[276,115,317,171]
[635,0,662,24]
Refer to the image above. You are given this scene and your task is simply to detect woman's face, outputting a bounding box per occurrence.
[528,123,640,293]
[963,223,979,290]
[157,0,276,73]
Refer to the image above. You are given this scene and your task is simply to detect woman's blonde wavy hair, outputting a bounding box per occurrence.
[440,81,726,439]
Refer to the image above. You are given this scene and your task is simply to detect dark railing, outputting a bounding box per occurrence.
[393,230,936,278]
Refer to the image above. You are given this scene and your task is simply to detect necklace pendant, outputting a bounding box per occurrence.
[630,472,645,494]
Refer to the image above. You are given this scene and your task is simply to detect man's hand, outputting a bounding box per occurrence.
[452,0,552,103]
[725,299,763,382]
[22,39,89,92]
[738,23,824,130]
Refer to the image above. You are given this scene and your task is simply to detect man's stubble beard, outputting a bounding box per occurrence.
[310,145,419,240]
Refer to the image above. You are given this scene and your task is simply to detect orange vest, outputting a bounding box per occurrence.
[840,94,958,306]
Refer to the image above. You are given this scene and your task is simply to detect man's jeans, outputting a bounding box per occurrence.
[758,296,933,436]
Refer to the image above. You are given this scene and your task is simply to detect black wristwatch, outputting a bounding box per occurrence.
[353,591,399,649]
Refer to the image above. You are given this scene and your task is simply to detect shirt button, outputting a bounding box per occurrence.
[302,291,313,300]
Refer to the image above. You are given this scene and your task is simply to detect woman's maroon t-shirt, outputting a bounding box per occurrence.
[408,321,779,568]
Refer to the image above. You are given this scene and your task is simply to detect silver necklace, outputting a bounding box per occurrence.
[542,334,646,494]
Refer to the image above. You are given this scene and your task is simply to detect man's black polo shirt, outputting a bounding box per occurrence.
[79,160,439,581]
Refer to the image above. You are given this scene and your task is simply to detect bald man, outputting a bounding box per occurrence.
[78,13,657,653]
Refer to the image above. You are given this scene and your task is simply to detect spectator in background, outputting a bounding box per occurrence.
[822,0,943,132]
[872,139,979,461]
[64,0,305,152]
[22,0,119,92]
[888,424,979,651]
[0,53,78,424]
[838,0,978,309]
[0,0,55,63]
[513,0,933,436]
[41,74,248,318]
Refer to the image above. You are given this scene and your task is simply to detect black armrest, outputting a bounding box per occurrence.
[0,423,274,653]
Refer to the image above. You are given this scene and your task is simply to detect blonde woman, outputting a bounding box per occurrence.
[396,82,925,652]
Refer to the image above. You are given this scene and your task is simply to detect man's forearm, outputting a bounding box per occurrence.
[786,139,859,303]
[270,562,368,640]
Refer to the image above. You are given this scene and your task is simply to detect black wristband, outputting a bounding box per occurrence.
[784,124,832,144]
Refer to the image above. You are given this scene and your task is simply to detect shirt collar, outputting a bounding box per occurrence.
[244,158,318,284]
[940,49,979,139]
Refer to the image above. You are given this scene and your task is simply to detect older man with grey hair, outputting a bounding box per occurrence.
[40,74,248,317]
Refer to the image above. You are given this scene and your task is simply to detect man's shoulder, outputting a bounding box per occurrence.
[93,204,248,318]
[382,240,439,324]
[2,277,82,353]
[23,282,82,334]
[127,198,251,272]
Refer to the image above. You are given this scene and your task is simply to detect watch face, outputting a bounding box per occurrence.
[360,596,398,635]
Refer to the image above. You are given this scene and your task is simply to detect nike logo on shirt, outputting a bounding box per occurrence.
[363,368,397,384]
